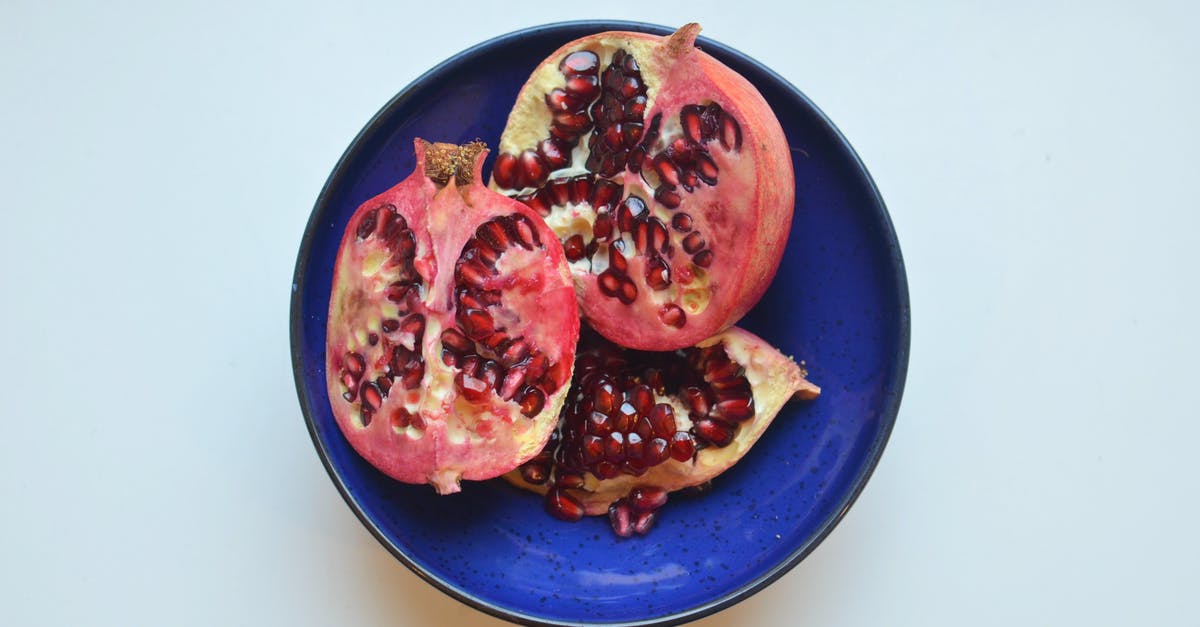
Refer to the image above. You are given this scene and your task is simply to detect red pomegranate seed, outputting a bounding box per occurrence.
[608,245,628,275]
[518,192,551,217]
[647,437,670,465]
[649,404,676,438]
[681,105,705,143]
[654,185,682,209]
[598,270,621,297]
[498,366,527,401]
[556,472,585,489]
[359,405,374,426]
[400,314,425,340]
[635,416,654,442]
[681,385,710,416]
[361,381,383,411]
[545,488,585,522]
[629,486,668,512]
[594,381,617,414]
[390,407,411,429]
[518,385,546,417]
[614,402,638,433]
[633,510,658,535]
[693,249,714,268]
[713,397,755,422]
[695,153,719,185]
[563,234,586,262]
[683,232,706,255]
[581,434,604,464]
[381,318,400,334]
[625,432,645,461]
[476,220,511,252]
[609,500,634,538]
[671,213,693,232]
[622,123,644,146]
[400,361,423,390]
[720,113,742,151]
[591,179,623,210]
[340,371,358,394]
[662,301,691,326]
[545,88,582,113]
[344,352,365,377]
[618,279,637,305]
[440,328,471,354]
[629,384,654,415]
[633,221,650,254]
[441,349,457,367]
[564,74,600,101]
[654,155,681,187]
[645,256,671,290]
[455,259,492,288]
[509,214,541,249]
[384,282,412,303]
[520,462,549,485]
[518,150,549,188]
[604,432,626,464]
[693,418,735,447]
[560,49,599,75]
[500,339,530,367]
[547,177,572,207]
[457,308,494,340]
[588,410,614,437]
[493,152,519,189]
[592,211,614,242]
[669,432,695,461]
[456,371,490,402]
[553,110,592,135]
[594,460,621,479]
[568,175,591,204]
[355,208,378,240]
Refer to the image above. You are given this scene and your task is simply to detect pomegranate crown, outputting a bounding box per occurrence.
[420,139,488,186]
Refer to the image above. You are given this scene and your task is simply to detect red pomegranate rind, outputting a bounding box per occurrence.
[505,326,819,517]
[327,140,579,494]
[491,24,794,351]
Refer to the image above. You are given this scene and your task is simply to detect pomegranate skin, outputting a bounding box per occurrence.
[491,24,795,351]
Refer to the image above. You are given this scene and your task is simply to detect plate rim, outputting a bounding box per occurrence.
[290,19,910,627]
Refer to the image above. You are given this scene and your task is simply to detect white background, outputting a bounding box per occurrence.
[2,1,1197,625]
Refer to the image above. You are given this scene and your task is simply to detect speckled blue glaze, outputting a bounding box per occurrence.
[291,21,909,626]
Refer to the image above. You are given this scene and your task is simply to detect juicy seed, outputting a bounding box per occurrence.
[654,185,682,209]
[629,486,669,512]
[719,112,743,151]
[361,381,383,411]
[693,249,714,268]
[355,208,379,240]
[457,308,494,340]
[609,500,634,538]
[440,328,471,353]
[671,212,693,232]
[560,49,600,75]
[659,304,686,329]
[645,256,671,290]
[633,510,658,535]
[693,418,735,447]
[545,488,585,522]
[518,386,546,417]
[539,138,570,171]
[493,153,519,189]
[520,463,550,485]
[683,232,706,254]
[518,150,548,188]
[345,352,365,377]
[564,234,585,262]
[669,432,696,461]
[617,279,638,305]
[648,404,677,438]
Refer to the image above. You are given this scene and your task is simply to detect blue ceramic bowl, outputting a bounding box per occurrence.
[291,20,908,626]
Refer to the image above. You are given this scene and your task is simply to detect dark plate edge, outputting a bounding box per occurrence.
[289,19,911,627]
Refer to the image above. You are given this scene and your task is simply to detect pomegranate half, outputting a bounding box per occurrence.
[490,24,794,351]
[326,140,579,494]
[506,325,819,535]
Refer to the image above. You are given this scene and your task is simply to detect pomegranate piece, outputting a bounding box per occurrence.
[326,140,579,495]
[506,326,820,536]
[491,24,795,350]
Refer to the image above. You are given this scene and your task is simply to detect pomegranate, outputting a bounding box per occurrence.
[326,140,579,494]
[490,23,794,351]
[506,326,819,536]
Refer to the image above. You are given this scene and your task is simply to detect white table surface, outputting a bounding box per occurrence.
[3,1,1197,625]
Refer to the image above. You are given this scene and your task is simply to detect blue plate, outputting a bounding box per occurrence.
[291,20,909,626]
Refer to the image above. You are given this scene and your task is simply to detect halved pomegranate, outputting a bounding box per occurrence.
[326,140,579,494]
[490,24,794,351]
[506,326,819,536]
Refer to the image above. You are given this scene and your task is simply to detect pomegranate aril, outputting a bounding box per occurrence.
[345,352,365,377]
[390,407,412,430]
[624,95,647,119]
[695,154,719,184]
[592,211,614,241]
[361,381,383,411]
[669,431,696,461]
[649,219,669,253]
[565,74,600,101]
[400,314,425,341]
[629,384,654,415]
[476,220,511,252]
[518,150,549,188]
[440,328,471,353]
[681,385,710,416]
[649,403,677,438]
[693,418,735,447]
[508,214,542,249]
[587,410,614,437]
[359,406,374,426]
[520,462,550,485]
[340,371,358,393]
[659,304,687,329]
[594,461,620,480]
[564,234,586,262]
[713,397,755,422]
[655,185,682,209]
[545,488,585,522]
[681,105,705,143]
[458,308,494,340]
[671,212,693,232]
[560,49,599,75]
[455,259,491,288]
[518,385,546,417]
[633,510,657,535]
[693,249,714,268]
[645,256,671,290]
[683,232,706,254]
[622,123,644,146]
[647,437,670,465]
[556,471,586,490]
[498,367,527,400]
[545,88,582,113]
[355,208,379,240]
[720,113,743,151]
[629,486,668,512]
[591,179,622,210]
[609,500,634,538]
[625,432,645,461]
[617,279,637,305]
[614,402,638,433]
[608,245,628,275]
[598,270,622,298]
[604,432,626,464]
[456,371,490,402]
[654,156,681,187]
